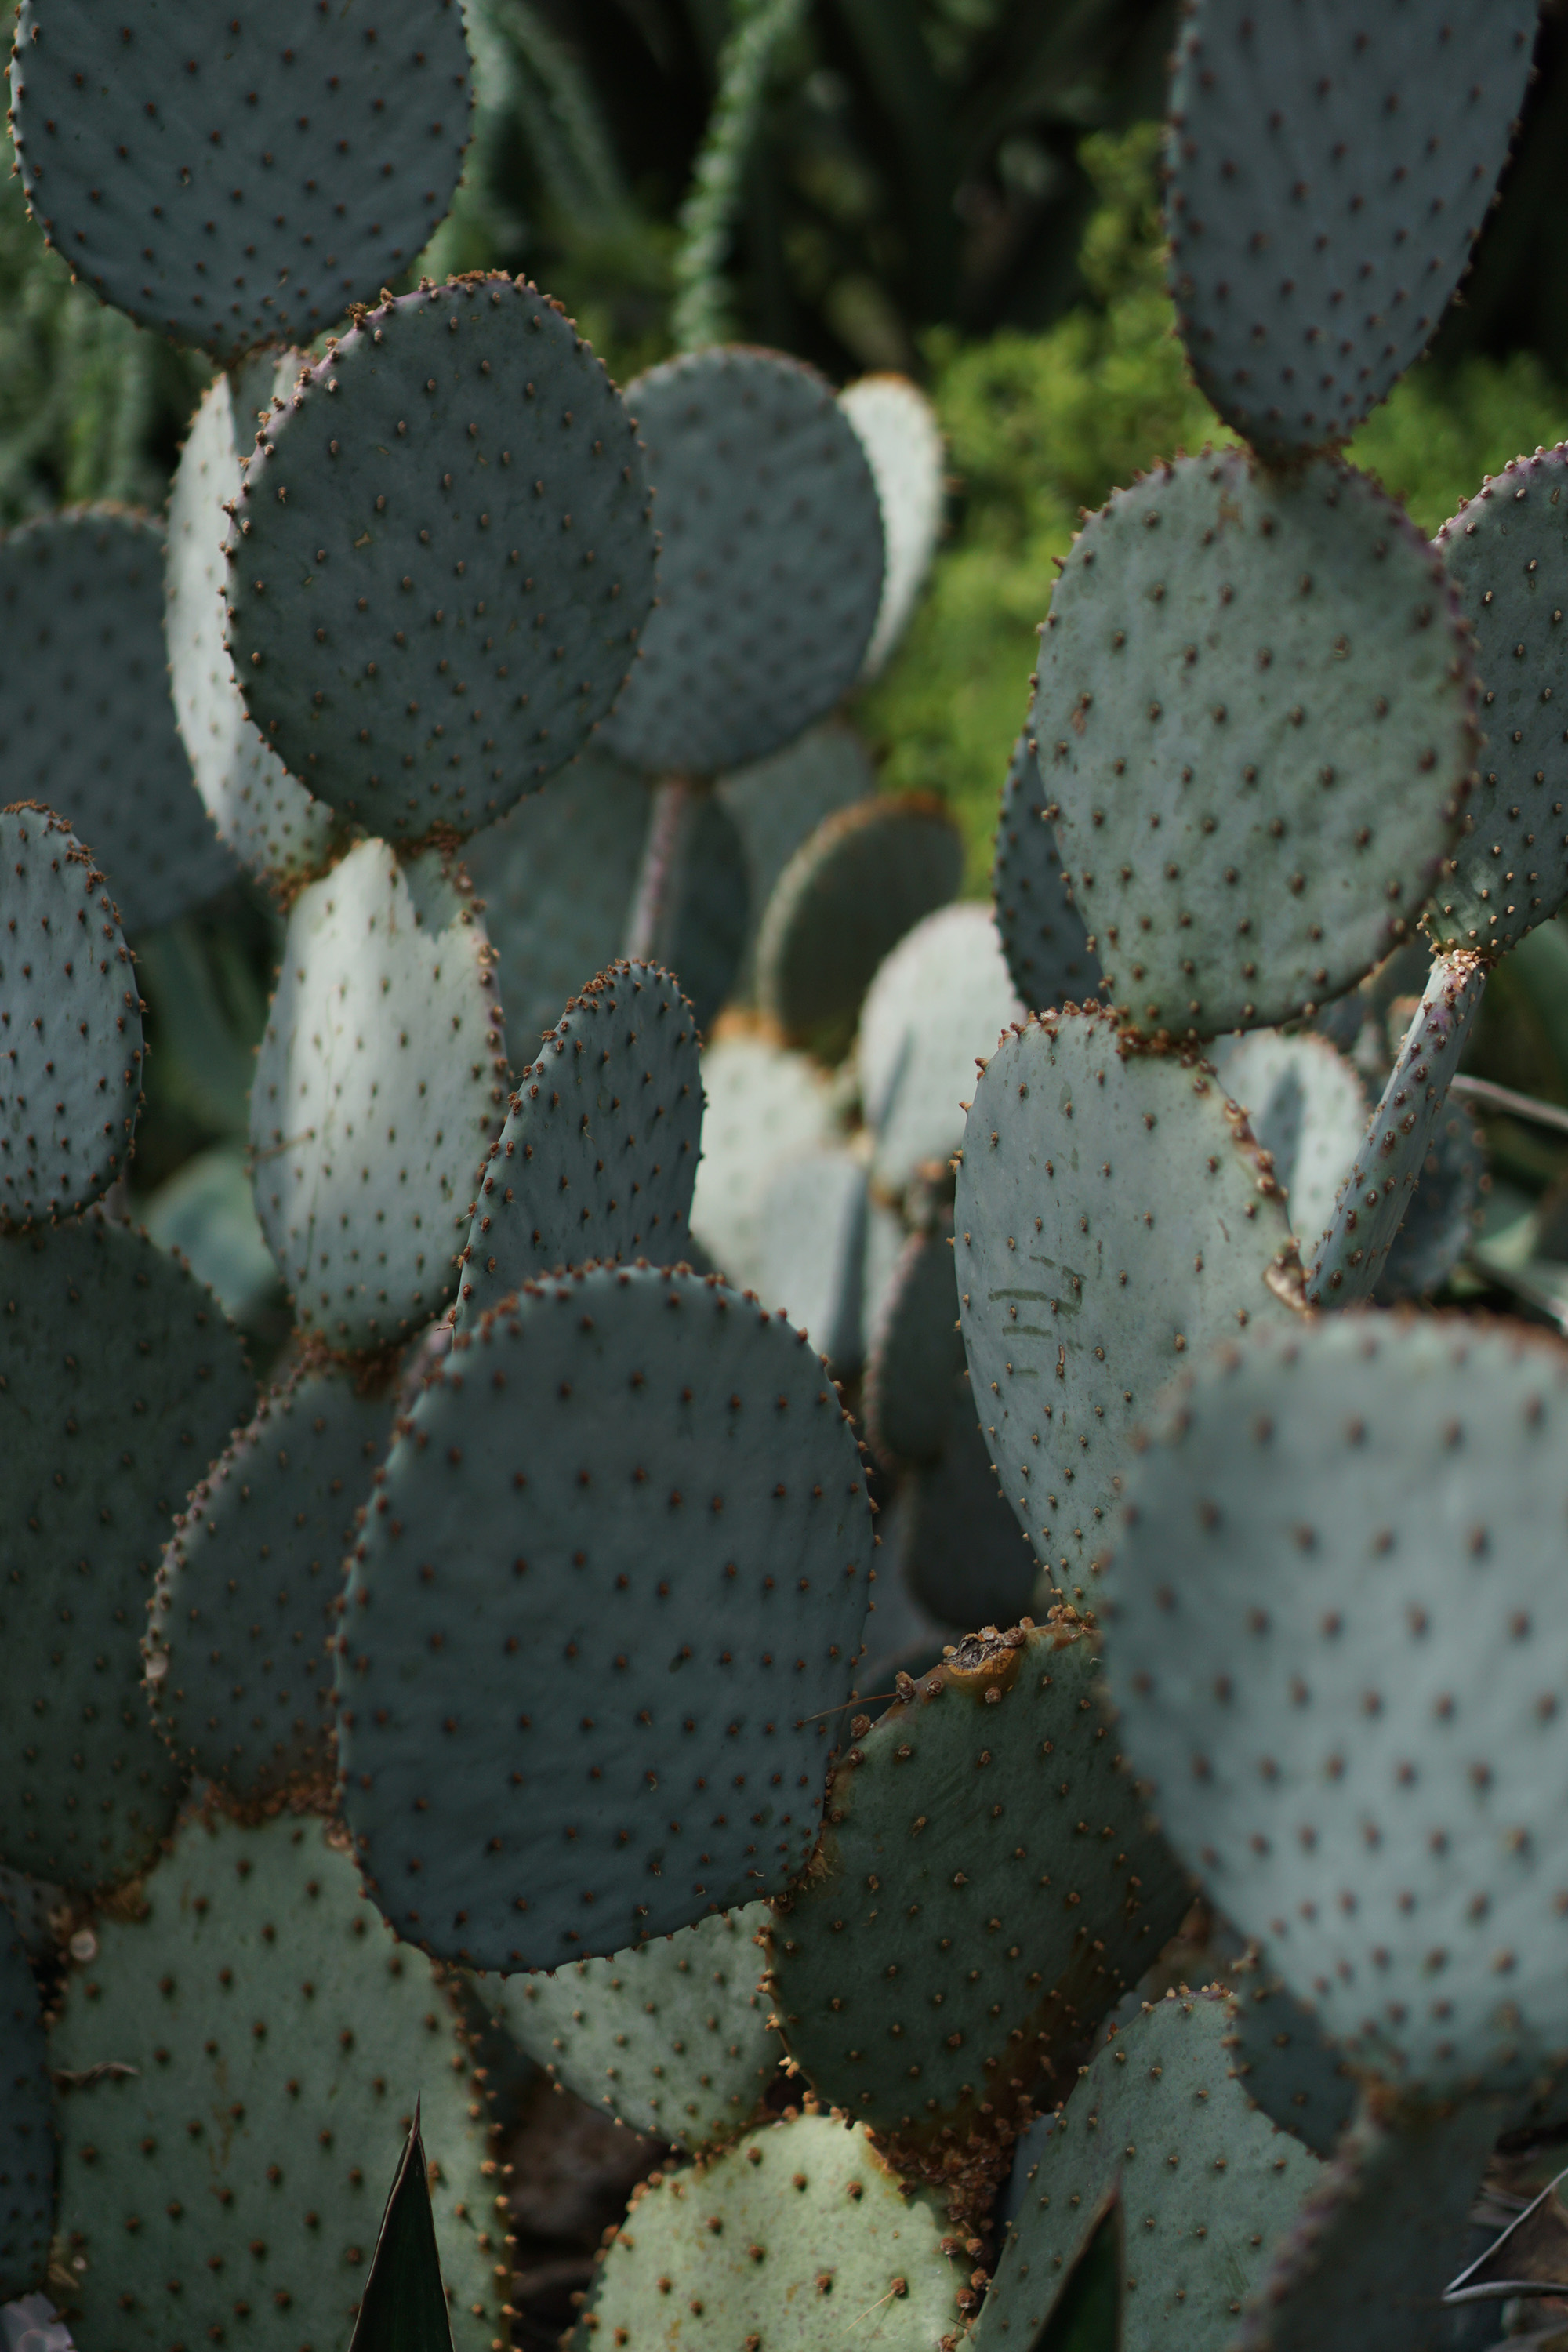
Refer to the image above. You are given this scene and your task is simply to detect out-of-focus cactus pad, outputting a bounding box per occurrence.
[840,373,944,681]
[0,1921,52,2299]
[688,1035,837,1284]
[1376,1095,1486,1302]
[859,902,1024,1197]
[1223,1969,1357,2161]
[993,734,1099,1015]
[863,1224,964,1469]
[1214,1029,1367,1263]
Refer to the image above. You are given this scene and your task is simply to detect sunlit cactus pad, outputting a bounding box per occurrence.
[337,1261,874,1970]
[1214,1029,1367,1263]
[992,733,1098,1015]
[10,0,473,360]
[858,902,1023,1197]
[227,275,655,837]
[0,806,143,1229]
[0,1921,52,2299]
[840,372,944,680]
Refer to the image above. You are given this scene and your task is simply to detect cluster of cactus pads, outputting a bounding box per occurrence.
[6,1,1568,2347]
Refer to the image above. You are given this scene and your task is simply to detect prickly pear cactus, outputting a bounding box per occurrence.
[1223,1970,1357,2162]
[992,734,1099,1016]
[0,1919,52,2299]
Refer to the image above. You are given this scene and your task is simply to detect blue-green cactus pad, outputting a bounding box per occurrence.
[485,1904,779,2153]
[1431,445,1568,953]
[863,1224,964,1469]
[737,1149,868,1371]
[1032,452,1477,1036]
[896,1403,1040,1635]
[1224,1970,1357,2161]
[1105,1311,1568,2094]
[0,806,143,1229]
[456,959,701,1320]
[955,1009,1301,1592]
[768,1624,1189,2151]
[993,734,1099,1016]
[0,510,234,935]
[717,722,873,995]
[0,1922,52,2299]
[227,275,656,839]
[1377,1094,1485,1303]
[49,1809,504,2352]
[688,1036,838,1286]
[1165,2,1536,459]
[1305,949,1485,1306]
[337,1261,875,1970]
[573,2111,964,2350]
[166,361,336,890]
[860,903,1023,1198]
[640,790,750,1036]
[9,0,473,361]
[0,1212,252,1889]
[975,1991,1321,2352]
[601,347,885,778]
[1214,1029,1367,1264]
[147,1359,394,1807]
[140,1141,283,1329]
[249,838,508,1347]
[840,373,944,681]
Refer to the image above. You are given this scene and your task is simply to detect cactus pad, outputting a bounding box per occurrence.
[863,1225,964,1470]
[768,1624,1190,2152]
[456,960,701,1319]
[1,807,143,1229]
[0,1211,252,1889]
[1214,1030,1367,1263]
[955,1009,1300,1592]
[0,510,233,935]
[147,1359,394,1807]
[574,2111,964,2350]
[0,1922,52,2299]
[336,1261,875,1970]
[1105,1312,1568,2093]
[10,0,472,361]
[49,1809,503,2351]
[976,1992,1321,2352]
[249,838,507,1347]
[992,734,1099,1015]
[1224,1971,1356,2161]
[486,1904,779,2152]
[1377,1095,1485,1303]
[840,373,944,680]
[601,347,885,777]
[1031,452,1476,1036]
[637,790,750,1036]
[860,904,1024,1199]
[895,1408,1040,1635]
[717,722,873,990]
[227,275,656,839]
[735,1149,869,1371]
[166,361,336,890]
[688,1036,837,1287]
[1165,2,1536,459]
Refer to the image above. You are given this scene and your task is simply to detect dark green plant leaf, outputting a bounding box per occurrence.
[349,2104,456,2352]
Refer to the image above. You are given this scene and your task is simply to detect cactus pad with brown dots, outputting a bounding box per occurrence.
[1105,1312,1568,2094]
[147,1358,395,1806]
[0,510,234,935]
[1223,1969,1357,2161]
[483,1904,780,2153]
[0,1210,252,1889]
[955,1008,1301,1592]
[601,347,885,779]
[336,1261,875,1972]
[1031,452,1476,1037]
[0,1919,53,2298]
[977,1993,1321,2352]
[766,1624,1189,2154]
[456,960,700,1324]
[572,2111,964,2349]
[9,0,473,361]
[1164,2,1536,462]
[1430,444,1568,955]
[991,732,1099,1018]
[1,806,143,1229]
[49,1809,502,2352]
[249,837,507,1348]
[226,275,656,840]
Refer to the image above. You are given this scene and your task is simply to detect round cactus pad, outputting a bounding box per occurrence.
[0,510,234,936]
[227,275,655,839]
[249,838,507,1347]
[1214,1029,1367,1263]
[337,1261,875,1971]
[1165,2,1536,459]
[955,1011,1300,1593]
[976,1994,1320,2352]
[1105,1312,1568,2093]
[575,2112,964,2350]
[486,1904,779,2152]
[0,806,143,1229]
[992,733,1100,1016]
[1224,1971,1357,2161]
[49,1810,503,2352]
[601,347,884,777]
[840,372,944,681]
[1031,452,1476,1036]
[147,1359,394,1806]
[858,902,1024,1196]
[0,1922,52,2299]
[768,1624,1189,2153]
[10,0,472,360]
[166,360,336,890]
[456,960,701,1320]
[0,1212,252,1889]
[1431,445,1568,954]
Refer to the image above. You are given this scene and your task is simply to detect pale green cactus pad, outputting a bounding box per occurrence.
[0,806,143,1229]
[10,0,473,360]
[992,733,1099,1016]
[1213,1030,1367,1265]
[1105,1312,1568,2094]
[840,373,944,680]
[688,1036,838,1287]
[1031,452,1476,1036]
[0,1919,52,2299]
[733,1148,869,1370]
[1224,1970,1357,2161]
[249,838,507,1347]
[859,902,1024,1199]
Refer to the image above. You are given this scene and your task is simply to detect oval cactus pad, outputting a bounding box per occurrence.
[227,275,656,839]
[337,1262,875,1971]
[840,372,944,681]
[1031,452,1476,1036]
[1,806,143,1229]
[10,0,473,360]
